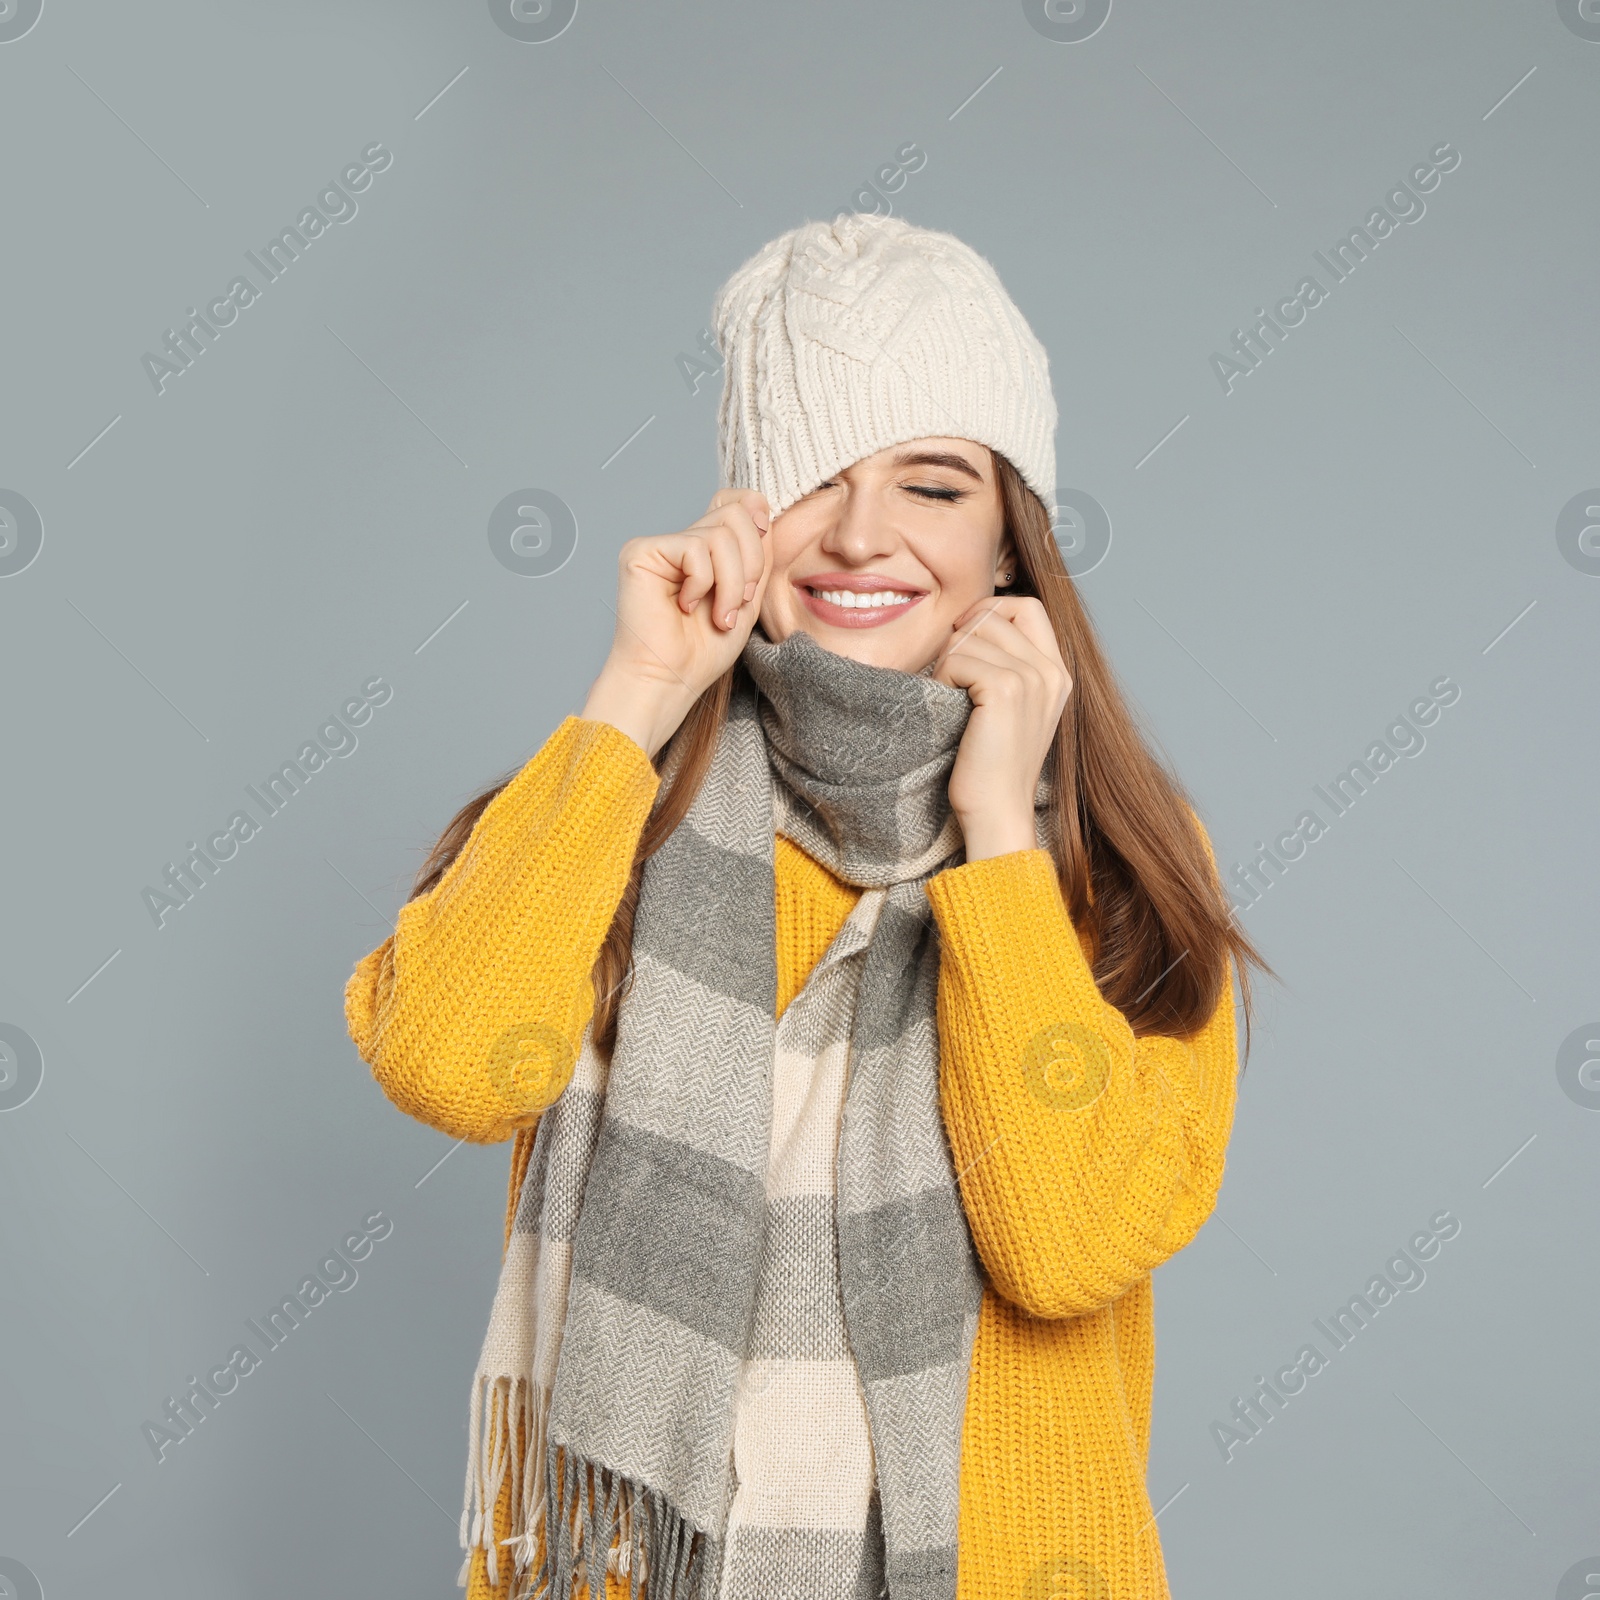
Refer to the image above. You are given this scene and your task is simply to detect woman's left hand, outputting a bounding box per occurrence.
[930,596,1073,861]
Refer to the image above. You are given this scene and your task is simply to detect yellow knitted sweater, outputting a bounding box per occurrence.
[345,716,1238,1600]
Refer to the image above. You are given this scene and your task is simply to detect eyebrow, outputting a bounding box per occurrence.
[887,448,987,484]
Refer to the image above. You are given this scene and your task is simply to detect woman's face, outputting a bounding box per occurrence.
[757,436,1014,673]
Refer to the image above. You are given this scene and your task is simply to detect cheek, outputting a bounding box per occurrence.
[924,519,1003,598]
[761,520,812,597]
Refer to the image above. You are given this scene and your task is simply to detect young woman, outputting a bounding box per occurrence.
[346,215,1268,1600]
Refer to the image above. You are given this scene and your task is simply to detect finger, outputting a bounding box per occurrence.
[651,526,762,628]
[934,640,1031,704]
[981,601,1073,702]
[693,497,767,538]
[997,598,1065,664]
[942,609,1072,716]
[697,523,754,629]
[949,600,1063,676]
[945,600,1035,664]
[705,486,771,532]
[710,499,771,601]
[699,502,769,606]
[951,593,1032,642]
[673,526,752,629]
[935,617,1051,697]
[941,627,1043,685]
[675,537,717,616]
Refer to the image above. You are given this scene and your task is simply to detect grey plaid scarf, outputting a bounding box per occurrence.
[463,625,1012,1600]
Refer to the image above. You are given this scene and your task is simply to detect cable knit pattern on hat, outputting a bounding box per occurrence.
[712,214,1058,517]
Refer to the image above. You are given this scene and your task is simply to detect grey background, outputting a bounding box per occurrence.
[1,1,1596,1595]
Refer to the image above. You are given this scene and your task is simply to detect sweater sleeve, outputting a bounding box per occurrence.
[344,716,661,1145]
[924,839,1239,1320]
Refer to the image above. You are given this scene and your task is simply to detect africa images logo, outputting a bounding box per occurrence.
[140,143,394,396]
[1208,142,1461,395]
[139,1212,393,1464]
[141,677,392,929]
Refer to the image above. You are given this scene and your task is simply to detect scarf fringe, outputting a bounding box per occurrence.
[541,1433,709,1600]
[459,1371,708,1599]
[459,1373,551,1592]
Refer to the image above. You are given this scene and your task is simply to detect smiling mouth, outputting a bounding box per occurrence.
[807,585,919,609]
[796,582,925,628]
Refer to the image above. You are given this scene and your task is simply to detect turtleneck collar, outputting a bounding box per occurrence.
[738,624,974,886]
[739,624,972,788]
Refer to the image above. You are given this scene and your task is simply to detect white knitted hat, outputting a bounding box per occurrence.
[712,213,1058,518]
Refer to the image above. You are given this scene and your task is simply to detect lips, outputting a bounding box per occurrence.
[794,574,926,629]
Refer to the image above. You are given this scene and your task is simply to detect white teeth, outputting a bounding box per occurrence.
[813,588,914,609]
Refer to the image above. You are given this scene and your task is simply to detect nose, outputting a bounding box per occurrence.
[818,482,898,565]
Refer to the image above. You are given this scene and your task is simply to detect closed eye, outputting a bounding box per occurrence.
[809,479,966,502]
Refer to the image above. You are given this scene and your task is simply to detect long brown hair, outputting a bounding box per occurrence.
[410,452,1273,1062]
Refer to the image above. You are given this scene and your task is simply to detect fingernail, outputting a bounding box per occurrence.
[743,581,757,601]
[724,610,737,628]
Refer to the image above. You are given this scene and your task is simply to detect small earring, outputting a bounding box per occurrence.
[997,571,1012,587]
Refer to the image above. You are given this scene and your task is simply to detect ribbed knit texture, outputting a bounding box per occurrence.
[346,717,1239,1600]
[711,214,1058,518]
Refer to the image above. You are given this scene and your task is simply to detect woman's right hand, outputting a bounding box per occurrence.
[580,487,773,758]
